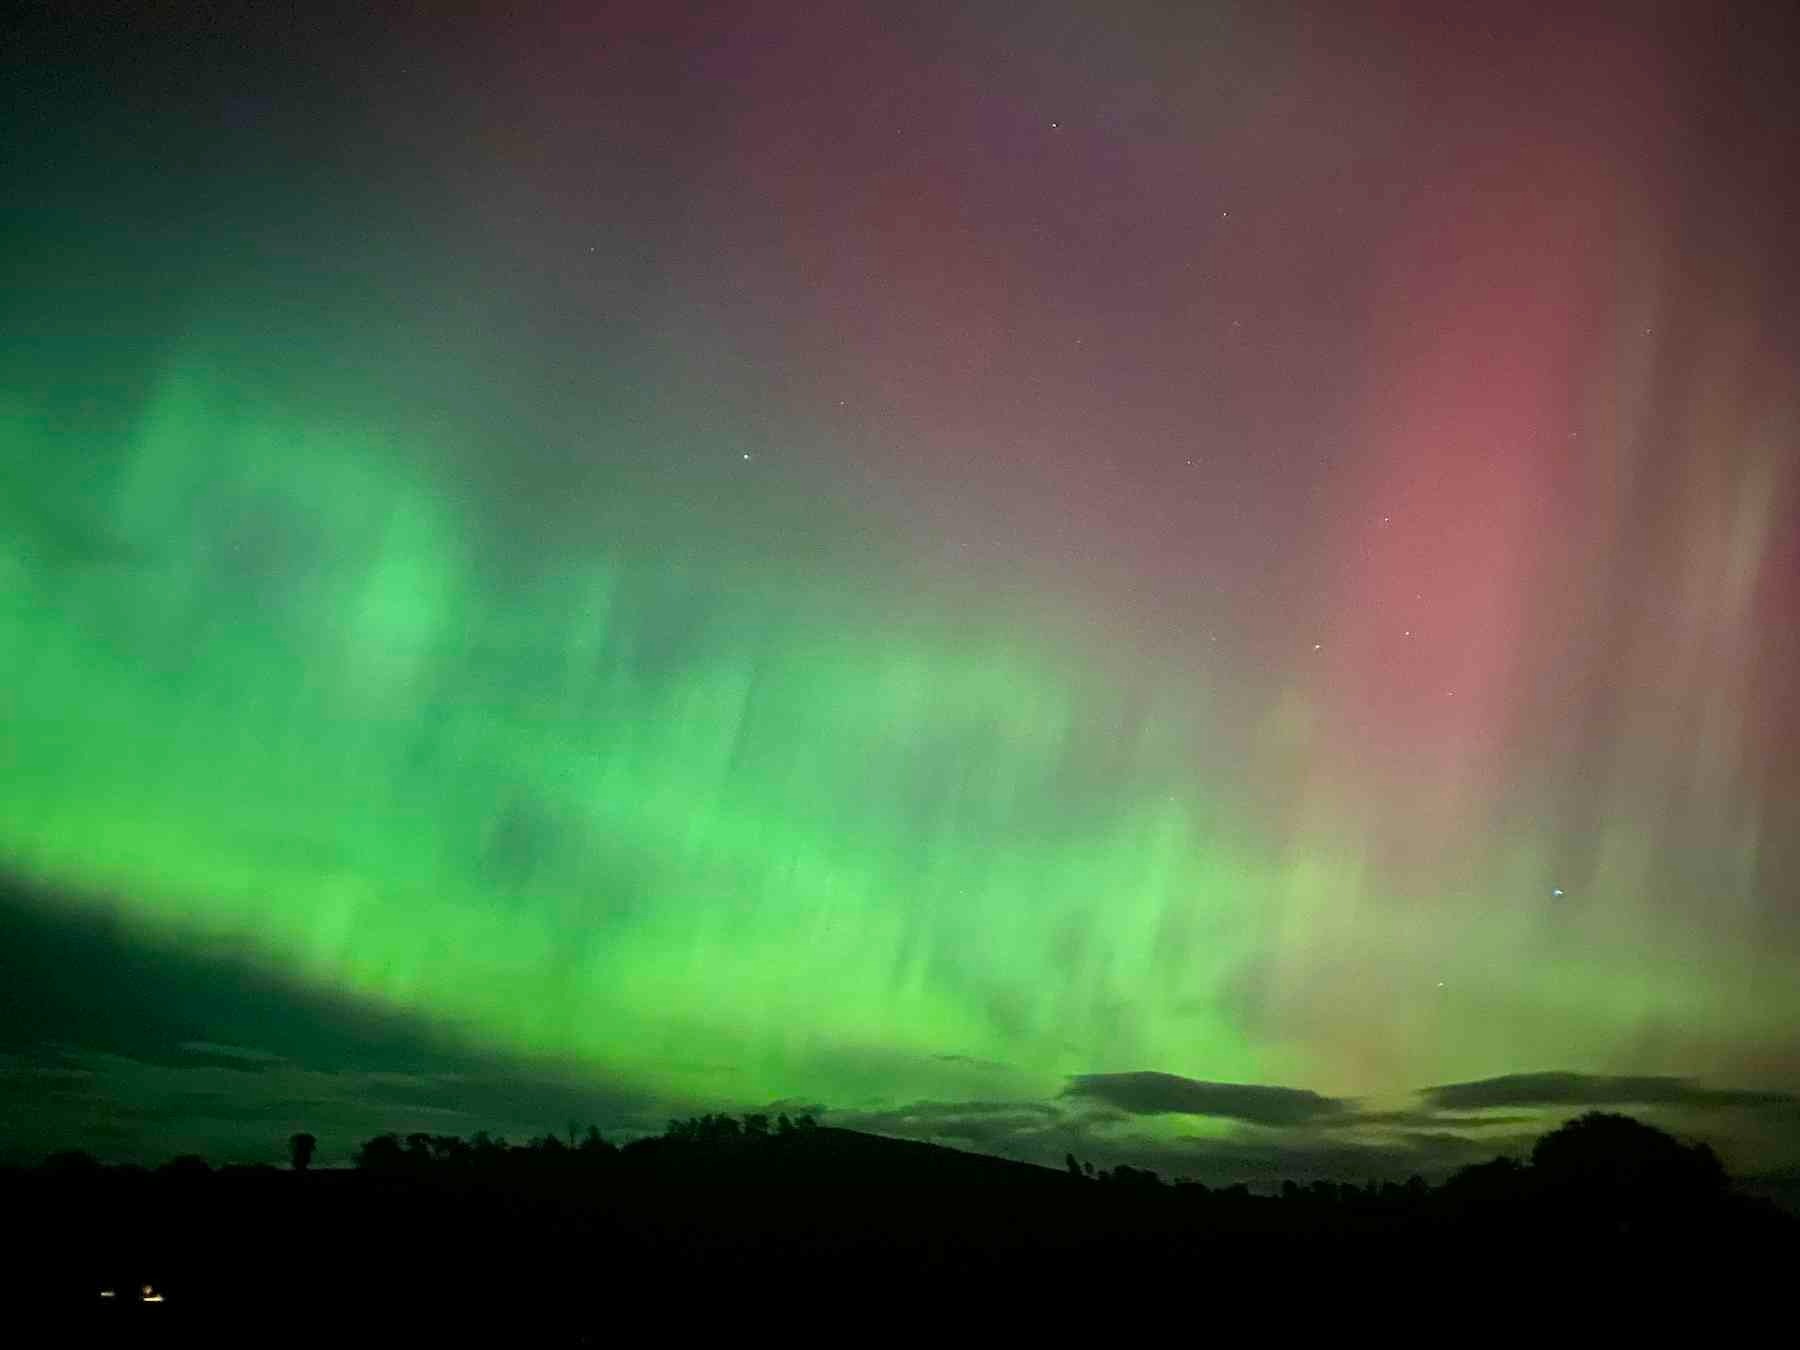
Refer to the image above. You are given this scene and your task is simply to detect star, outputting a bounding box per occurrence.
[741,452,752,462]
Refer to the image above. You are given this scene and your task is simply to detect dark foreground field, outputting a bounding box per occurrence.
[9,1118,1796,1334]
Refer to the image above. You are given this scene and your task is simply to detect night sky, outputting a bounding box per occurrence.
[4,2,1798,1188]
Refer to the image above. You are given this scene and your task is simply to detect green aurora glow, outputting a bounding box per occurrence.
[5,345,1790,1138]
[4,352,1279,1113]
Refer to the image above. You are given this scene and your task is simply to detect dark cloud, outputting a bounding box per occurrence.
[0,1042,659,1167]
[931,1053,1013,1072]
[1421,1072,1798,1113]
[0,875,490,1078]
[1353,1109,1543,1130]
[169,1042,285,1073]
[0,879,669,1164]
[1063,1072,1353,1127]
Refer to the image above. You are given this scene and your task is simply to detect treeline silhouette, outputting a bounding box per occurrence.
[345,1109,820,1176]
[9,1111,1792,1318]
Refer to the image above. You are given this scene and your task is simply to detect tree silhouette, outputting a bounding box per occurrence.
[1530,1110,1726,1227]
[1440,1154,1525,1215]
[469,1130,507,1163]
[354,1133,405,1172]
[289,1132,317,1172]
[1532,1111,1723,1189]
[532,1132,569,1155]
[579,1125,614,1156]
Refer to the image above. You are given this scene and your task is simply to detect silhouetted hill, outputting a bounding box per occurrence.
[625,1123,1069,1187]
[1742,1166,1800,1219]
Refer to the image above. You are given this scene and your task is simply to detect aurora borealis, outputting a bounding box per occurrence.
[4,3,1798,1182]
